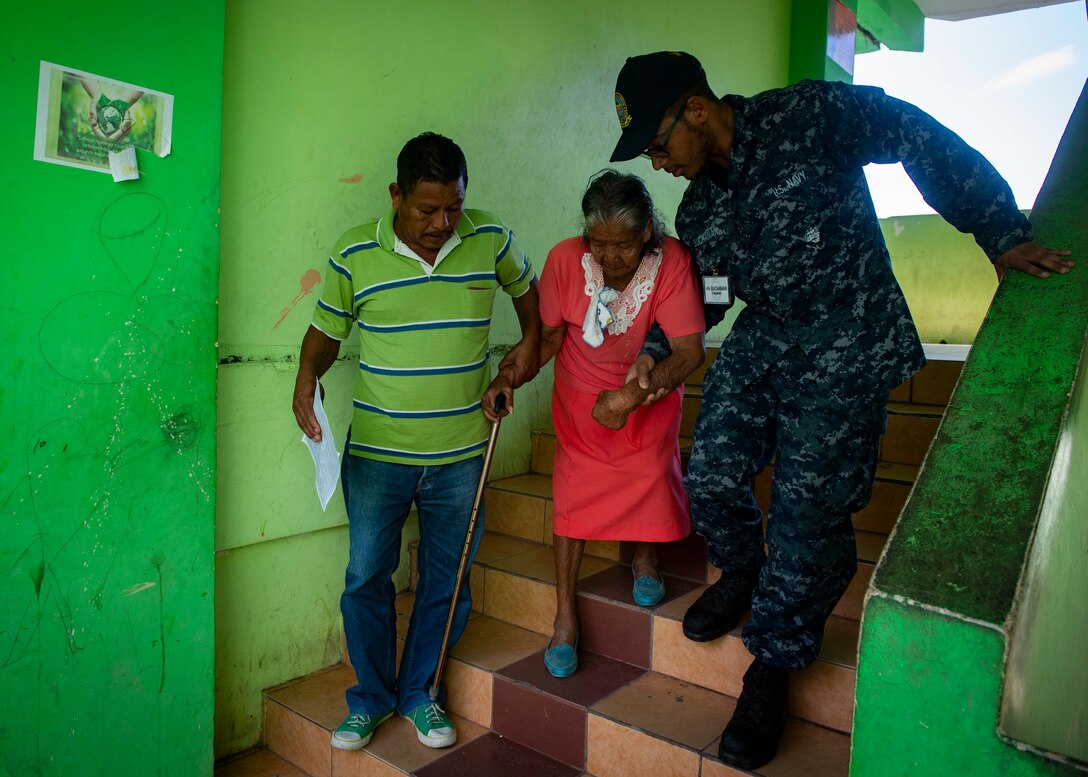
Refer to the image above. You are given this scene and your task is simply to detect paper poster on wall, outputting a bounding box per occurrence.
[33,61,173,174]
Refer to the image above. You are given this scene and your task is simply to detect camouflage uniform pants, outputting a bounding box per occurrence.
[684,346,887,668]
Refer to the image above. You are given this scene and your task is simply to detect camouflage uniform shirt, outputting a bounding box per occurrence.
[663,79,1032,407]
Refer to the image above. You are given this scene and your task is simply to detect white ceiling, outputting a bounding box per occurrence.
[914,0,1082,21]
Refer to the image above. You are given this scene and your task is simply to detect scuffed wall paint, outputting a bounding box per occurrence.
[0,4,223,775]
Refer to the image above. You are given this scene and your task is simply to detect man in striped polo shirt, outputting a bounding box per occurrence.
[292,132,540,752]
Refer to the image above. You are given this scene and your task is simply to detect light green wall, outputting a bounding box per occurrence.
[215,528,347,749]
[881,214,1003,344]
[216,0,792,757]
[0,4,223,776]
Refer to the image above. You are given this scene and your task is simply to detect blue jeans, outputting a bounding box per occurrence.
[339,451,485,716]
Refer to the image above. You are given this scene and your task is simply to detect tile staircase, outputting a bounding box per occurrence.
[216,349,965,777]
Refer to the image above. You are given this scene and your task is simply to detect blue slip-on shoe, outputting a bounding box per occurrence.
[632,562,666,607]
[543,637,579,678]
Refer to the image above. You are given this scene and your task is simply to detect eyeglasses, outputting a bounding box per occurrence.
[640,107,684,160]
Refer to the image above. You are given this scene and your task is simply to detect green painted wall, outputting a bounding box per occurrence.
[854,601,1070,777]
[854,81,1088,773]
[215,0,792,757]
[857,0,924,52]
[0,4,223,776]
[789,0,858,84]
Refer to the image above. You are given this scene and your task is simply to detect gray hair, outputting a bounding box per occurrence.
[581,170,667,253]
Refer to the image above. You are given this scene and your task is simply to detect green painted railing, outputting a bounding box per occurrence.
[852,79,1088,775]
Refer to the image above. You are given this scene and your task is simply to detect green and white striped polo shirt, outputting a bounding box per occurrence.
[311,207,534,465]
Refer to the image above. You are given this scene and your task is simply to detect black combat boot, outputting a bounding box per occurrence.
[681,570,759,642]
[718,658,789,770]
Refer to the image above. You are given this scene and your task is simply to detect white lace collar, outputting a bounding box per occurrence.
[580,249,662,346]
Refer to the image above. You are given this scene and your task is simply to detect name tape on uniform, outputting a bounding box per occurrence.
[702,275,733,306]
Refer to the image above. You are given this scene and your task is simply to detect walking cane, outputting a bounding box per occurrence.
[429,394,505,701]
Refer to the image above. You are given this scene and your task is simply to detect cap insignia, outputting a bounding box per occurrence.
[614,92,631,128]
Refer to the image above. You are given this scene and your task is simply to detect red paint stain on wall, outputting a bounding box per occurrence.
[273,269,323,329]
[338,174,363,184]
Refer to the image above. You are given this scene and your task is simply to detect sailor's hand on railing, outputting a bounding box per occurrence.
[994,241,1074,281]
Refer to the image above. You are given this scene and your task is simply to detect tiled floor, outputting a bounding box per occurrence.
[591,672,732,751]
[500,646,646,708]
[414,733,582,777]
[215,747,309,777]
[218,348,954,777]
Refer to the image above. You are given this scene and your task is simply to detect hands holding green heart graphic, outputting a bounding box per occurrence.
[77,76,144,143]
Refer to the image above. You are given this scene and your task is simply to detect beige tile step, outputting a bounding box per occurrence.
[275,580,850,776]
[649,589,858,734]
[403,534,625,648]
[681,386,702,437]
[476,537,620,636]
[485,474,622,560]
[685,347,720,388]
[909,358,964,406]
[588,671,849,777]
[266,611,552,777]
[263,664,486,777]
[497,468,908,534]
[445,612,551,726]
[471,537,857,733]
[753,462,913,540]
[485,473,553,543]
[688,350,959,407]
[881,408,942,466]
[520,450,917,548]
[705,556,873,622]
[215,746,311,777]
[833,561,872,621]
[492,473,891,575]
[531,430,558,474]
[855,530,888,564]
[339,596,540,725]
[888,378,911,404]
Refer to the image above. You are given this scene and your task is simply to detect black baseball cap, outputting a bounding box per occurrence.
[610,51,705,162]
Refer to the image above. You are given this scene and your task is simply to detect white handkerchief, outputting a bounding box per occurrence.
[301,385,340,511]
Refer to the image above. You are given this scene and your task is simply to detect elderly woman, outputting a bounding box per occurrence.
[490,170,705,678]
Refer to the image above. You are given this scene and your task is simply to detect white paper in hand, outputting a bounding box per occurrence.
[301,384,340,511]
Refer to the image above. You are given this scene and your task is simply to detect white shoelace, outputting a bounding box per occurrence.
[423,704,445,726]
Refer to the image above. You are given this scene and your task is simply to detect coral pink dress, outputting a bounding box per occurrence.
[539,236,704,541]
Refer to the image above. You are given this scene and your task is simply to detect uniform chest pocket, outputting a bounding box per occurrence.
[462,282,498,318]
[758,192,834,260]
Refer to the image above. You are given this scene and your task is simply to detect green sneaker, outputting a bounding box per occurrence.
[404,703,457,748]
[330,710,393,750]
